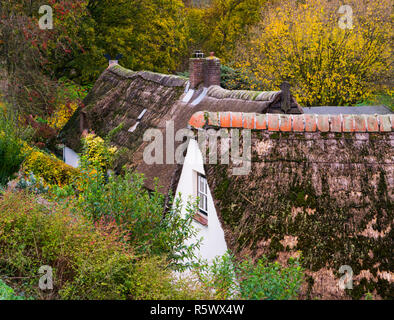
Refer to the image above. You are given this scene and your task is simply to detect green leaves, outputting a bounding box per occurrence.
[194,252,305,300]
[70,168,199,269]
[0,111,30,186]
[0,279,25,300]
[238,255,305,300]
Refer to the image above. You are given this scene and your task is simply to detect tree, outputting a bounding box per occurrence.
[186,0,267,62]
[234,0,393,106]
[0,0,89,115]
[83,0,188,75]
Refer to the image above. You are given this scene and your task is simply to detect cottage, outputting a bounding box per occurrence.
[60,53,393,299]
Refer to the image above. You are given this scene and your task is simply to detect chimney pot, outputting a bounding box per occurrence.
[193,50,204,58]
[108,60,118,67]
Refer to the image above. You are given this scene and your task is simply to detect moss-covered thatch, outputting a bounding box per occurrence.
[205,131,393,300]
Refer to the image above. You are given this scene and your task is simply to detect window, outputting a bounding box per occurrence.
[197,173,208,215]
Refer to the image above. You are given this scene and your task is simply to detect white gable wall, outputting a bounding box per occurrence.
[63,146,80,168]
[174,139,228,263]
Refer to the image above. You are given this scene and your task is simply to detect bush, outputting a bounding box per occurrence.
[54,164,200,270]
[80,133,117,174]
[220,65,252,90]
[47,103,79,131]
[194,252,305,300]
[16,172,49,194]
[237,255,304,300]
[127,256,211,300]
[0,111,30,186]
[0,279,24,300]
[0,191,210,300]
[0,191,132,299]
[23,149,79,186]
[194,252,239,299]
[235,0,393,106]
[47,132,200,270]
[47,78,91,131]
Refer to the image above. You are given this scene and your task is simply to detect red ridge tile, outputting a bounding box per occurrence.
[267,114,280,131]
[304,114,317,132]
[280,115,292,132]
[317,115,329,132]
[330,115,342,132]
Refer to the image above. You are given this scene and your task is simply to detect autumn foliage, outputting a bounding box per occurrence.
[0,0,89,116]
[234,0,393,106]
[2,0,391,109]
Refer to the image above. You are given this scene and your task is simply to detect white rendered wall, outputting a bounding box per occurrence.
[64,146,80,168]
[174,139,228,264]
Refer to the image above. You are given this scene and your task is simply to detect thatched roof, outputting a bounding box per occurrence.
[60,64,301,194]
[188,111,393,300]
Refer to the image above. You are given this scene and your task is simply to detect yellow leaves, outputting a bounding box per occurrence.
[23,149,79,186]
[234,0,392,106]
[82,133,117,172]
[48,103,78,130]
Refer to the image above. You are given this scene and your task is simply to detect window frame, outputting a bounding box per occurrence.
[197,173,208,216]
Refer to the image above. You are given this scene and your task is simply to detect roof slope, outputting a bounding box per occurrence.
[188,111,393,299]
[60,64,297,193]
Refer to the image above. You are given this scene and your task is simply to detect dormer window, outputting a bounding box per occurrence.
[197,173,208,215]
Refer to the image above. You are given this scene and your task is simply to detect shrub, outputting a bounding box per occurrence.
[46,133,199,270]
[80,133,117,174]
[220,65,252,90]
[0,279,24,300]
[47,103,79,131]
[237,255,304,300]
[194,252,305,300]
[16,172,49,194]
[0,191,134,299]
[0,111,30,186]
[47,78,91,131]
[127,256,212,300]
[194,252,239,300]
[0,191,210,300]
[235,0,393,106]
[23,149,79,186]
[54,164,200,270]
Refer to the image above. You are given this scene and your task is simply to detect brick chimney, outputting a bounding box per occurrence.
[189,50,221,89]
[189,50,205,88]
[204,52,221,87]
